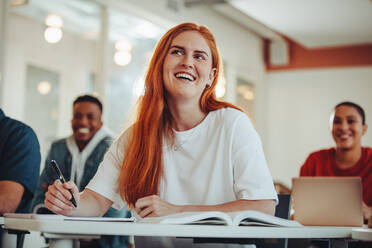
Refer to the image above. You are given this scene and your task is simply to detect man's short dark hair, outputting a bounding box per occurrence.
[73,95,103,112]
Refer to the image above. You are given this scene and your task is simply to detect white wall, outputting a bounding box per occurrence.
[264,66,372,187]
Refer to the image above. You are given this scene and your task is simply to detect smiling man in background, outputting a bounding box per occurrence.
[32,95,131,248]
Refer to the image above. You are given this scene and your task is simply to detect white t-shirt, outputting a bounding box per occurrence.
[87,107,277,247]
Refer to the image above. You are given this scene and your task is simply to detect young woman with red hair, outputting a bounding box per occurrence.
[45,22,277,247]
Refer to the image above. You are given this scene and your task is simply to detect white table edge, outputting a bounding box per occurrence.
[3,218,356,239]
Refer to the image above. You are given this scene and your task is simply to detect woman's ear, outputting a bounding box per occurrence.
[209,68,217,82]
[362,124,368,135]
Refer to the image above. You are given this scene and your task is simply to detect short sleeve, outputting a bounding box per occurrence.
[86,134,127,210]
[299,153,315,176]
[0,125,41,196]
[231,114,278,203]
[0,123,41,213]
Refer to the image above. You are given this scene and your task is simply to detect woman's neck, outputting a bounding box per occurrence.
[334,146,362,169]
[168,101,206,131]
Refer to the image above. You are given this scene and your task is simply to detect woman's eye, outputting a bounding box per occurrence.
[347,119,355,124]
[194,54,205,60]
[333,119,341,124]
[171,50,182,55]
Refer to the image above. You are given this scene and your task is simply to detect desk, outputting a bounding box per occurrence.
[352,228,372,241]
[4,217,354,238]
[2,217,365,248]
[0,217,3,225]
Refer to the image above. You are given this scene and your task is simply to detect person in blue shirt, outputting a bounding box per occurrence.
[0,108,41,215]
[0,108,41,245]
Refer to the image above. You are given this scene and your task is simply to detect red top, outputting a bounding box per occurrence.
[300,147,372,206]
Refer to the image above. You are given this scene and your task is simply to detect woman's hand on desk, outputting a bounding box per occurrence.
[362,202,372,220]
[135,195,181,218]
[44,179,80,216]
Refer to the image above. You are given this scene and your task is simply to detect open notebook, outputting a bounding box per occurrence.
[4,210,301,227]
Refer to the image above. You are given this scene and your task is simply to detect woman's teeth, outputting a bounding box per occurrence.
[175,73,195,81]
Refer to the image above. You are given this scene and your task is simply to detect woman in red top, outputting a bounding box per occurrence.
[300,101,372,220]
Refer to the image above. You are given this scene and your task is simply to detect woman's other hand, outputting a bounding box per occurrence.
[44,179,80,216]
[135,195,181,218]
[362,202,372,220]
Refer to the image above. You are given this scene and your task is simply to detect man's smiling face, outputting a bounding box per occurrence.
[71,101,103,151]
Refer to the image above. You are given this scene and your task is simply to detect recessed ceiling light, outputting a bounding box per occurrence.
[114,51,132,66]
[44,27,63,44]
[37,81,51,95]
[45,14,63,28]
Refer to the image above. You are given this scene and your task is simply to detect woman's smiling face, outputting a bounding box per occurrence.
[332,105,367,150]
[162,30,216,103]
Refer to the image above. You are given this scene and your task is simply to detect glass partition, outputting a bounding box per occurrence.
[106,9,165,135]
[8,0,101,162]
[25,64,59,160]
[6,0,167,160]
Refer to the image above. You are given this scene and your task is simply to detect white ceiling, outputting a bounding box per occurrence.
[13,0,372,48]
[12,0,165,42]
[228,0,372,48]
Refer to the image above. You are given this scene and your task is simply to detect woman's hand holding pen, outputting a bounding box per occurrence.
[45,179,80,216]
[135,195,181,218]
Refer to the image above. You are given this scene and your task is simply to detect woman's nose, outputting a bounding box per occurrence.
[181,54,193,68]
[340,120,349,130]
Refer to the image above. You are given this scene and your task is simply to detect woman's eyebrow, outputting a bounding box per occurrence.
[170,45,185,51]
[170,45,209,57]
[194,49,209,57]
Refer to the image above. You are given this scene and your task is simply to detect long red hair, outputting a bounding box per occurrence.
[118,22,241,207]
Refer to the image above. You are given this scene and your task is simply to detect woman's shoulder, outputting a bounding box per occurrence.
[307,147,335,159]
[211,107,248,123]
[362,147,372,152]
[362,147,372,161]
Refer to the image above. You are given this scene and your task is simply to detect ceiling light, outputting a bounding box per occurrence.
[44,27,63,44]
[37,81,51,95]
[45,14,63,28]
[115,39,132,52]
[114,51,132,66]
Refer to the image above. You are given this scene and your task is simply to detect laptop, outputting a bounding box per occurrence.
[292,177,363,226]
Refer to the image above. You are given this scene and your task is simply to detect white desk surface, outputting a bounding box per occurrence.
[0,217,4,225]
[4,217,356,239]
[352,228,372,241]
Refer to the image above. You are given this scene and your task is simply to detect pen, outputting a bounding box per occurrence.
[50,160,77,207]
